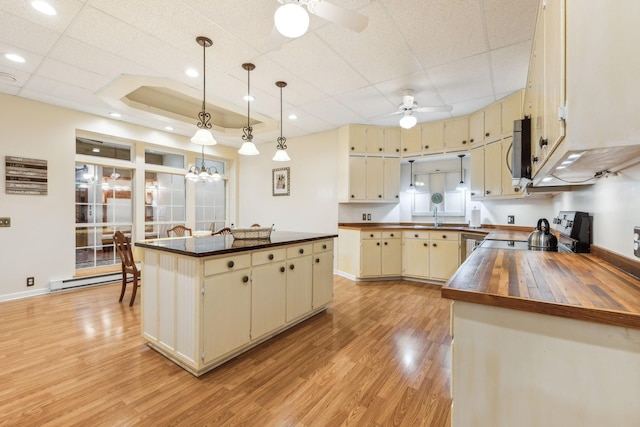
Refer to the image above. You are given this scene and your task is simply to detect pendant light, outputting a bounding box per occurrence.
[273,81,291,161]
[456,154,466,190]
[407,159,416,193]
[274,1,310,38]
[238,63,260,156]
[191,36,217,146]
[185,144,222,182]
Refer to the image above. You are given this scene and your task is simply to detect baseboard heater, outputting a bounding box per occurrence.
[50,272,121,291]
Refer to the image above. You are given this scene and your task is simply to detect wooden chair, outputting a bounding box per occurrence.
[250,223,261,227]
[166,225,192,237]
[113,231,141,306]
[212,227,231,236]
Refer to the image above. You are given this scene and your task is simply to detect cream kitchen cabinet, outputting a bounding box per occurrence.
[383,158,401,201]
[285,243,313,322]
[384,127,402,156]
[469,145,484,200]
[251,248,287,340]
[360,231,382,277]
[483,103,502,144]
[312,240,334,309]
[469,110,484,147]
[429,232,460,281]
[444,116,470,152]
[381,231,402,276]
[421,121,445,154]
[400,126,422,155]
[483,141,502,198]
[472,138,522,200]
[501,90,524,138]
[402,231,430,279]
[365,157,385,200]
[346,125,385,154]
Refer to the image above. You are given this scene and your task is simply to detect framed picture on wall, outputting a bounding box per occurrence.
[272,167,290,196]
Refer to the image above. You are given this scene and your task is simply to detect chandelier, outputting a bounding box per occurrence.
[191,36,217,145]
[238,63,260,155]
[185,144,221,182]
[273,81,291,161]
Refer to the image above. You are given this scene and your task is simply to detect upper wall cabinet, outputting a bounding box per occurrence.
[384,127,401,155]
[347,125,385,155]
[401,127,422,155]
[444,116,470,152]
[421,121,445,154]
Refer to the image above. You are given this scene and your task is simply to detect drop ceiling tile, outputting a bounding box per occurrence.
[449,95,497,117]
[0,0,85,32]
[384,0,488,68]
[484,0,538,49]
[0,10,61,55]
[0,83,20,95]
[299,96,365,127]
[36,58,112,92]
[0,41,45,74]
[427,53,494,104]
[373,71,445,109]
[490,40,531,95]
[333,85,396,122]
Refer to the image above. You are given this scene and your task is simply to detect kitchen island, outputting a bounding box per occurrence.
[442,246,640,427]
[135,231,337,376]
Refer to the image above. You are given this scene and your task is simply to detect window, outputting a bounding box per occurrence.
[76,137,131,160]
[411,170,465,217]
[195,158,226,233]
[144,172,186,238]
[145,148,184,167]
[75,164,133,270]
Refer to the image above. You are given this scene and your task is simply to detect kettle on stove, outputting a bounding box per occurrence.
[527,218,558,251]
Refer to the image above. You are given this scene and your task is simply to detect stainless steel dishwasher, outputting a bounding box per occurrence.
[461,233,484,260]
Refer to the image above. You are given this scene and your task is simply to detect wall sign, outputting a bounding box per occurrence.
[5,156,48,195]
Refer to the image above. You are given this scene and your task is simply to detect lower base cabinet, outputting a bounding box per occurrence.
[312,242,334,308]
[251,248,287,340]
[286,244,313,322]
[402,231,430,279]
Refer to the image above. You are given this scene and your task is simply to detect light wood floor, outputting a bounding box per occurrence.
[0,276,452,426]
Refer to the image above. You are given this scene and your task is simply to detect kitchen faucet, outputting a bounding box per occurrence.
[434,207,440,227]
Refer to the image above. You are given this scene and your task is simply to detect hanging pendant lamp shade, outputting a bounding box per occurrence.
[273,81,291,161]
[407,159,416,193]
[456,154,466,190]
[191,36,217,146]
[238,63,260,156]
[185,144,221,182]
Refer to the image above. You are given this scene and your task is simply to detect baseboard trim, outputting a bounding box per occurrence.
[0,287,50,303]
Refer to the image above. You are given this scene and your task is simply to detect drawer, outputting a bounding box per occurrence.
[204,253,251,276]
[382,231,400,239]
[313,239,333,253]
[361,231,382,240]
[431,232,460,241]
[252,248,286,266]
[287,243,313,259]
[402,231,430,240]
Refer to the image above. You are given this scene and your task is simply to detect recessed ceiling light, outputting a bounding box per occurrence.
[3,53,26,63]
[164,126,174,131]
[109,112,122,118]
[288,114,298,120]
[92,148,100,153]
[243,95,254,102]
[185,68,199,78]
[31,1,57,16]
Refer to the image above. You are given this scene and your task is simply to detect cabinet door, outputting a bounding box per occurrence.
[501,137,521,197]
[484,103,502,144]
[402,238,429,278]
[401,127,422,155]
[429,240,460,281]
[543,0,566,155]
[312,251,333,308]
[528,0,545,176]
[381,238,402,276]
[444,116,470,152]
[421,121,445,154]
[348,156,367,200]
[348,125,367,154]
[251,262,286,340]
[365,126,385,154]
[203,269,251,363]
[383,158,400,201]
[484,141,502,198]
[469,110,484,146]
[366,157,384,201]
[384,127,401,155]
[469,146,485,199]
[360,238,381,277]
[286,255,312,322]
[501,91,523,138]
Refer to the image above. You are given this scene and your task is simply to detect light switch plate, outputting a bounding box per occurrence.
[0,217,10,227]
[634,227,640,258]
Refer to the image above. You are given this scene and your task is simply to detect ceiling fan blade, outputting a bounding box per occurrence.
[268,25,289,51]
[414,106,453,113]
[310,0,369,33]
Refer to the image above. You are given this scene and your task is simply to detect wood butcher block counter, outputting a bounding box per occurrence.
[135,231,337,376]
[442,244,640,427]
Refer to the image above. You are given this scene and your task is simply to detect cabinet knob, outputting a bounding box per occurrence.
[485,132,490,137]
[378,195,382,198]
[442,235,447,239]
[433,243,437,247]
[423,243,428,247]
[227,260,235,268]
[351,146,355,150]
[299,248,304,254]
[370,234,374,238]
[242,276,249,283]
[384,242,388,245]
[485,190,490,195]
[396,148,400,152]
[403,148,407,151]
[268,254,274,260]
[532,156,539,163]
[280,266,285,273]
[351,194,355,198]
[390,233,394,237]
[539,137,548,148]
[290,264,295,270]
[322,244,327,249]
[414,234,418,238]
[470,138,474,143]
[424,145,429,149]
[462,140,467,144]
[315,258,320,263]
[470,192,476,196]
[379,147,383,152]
[376,242,380,246]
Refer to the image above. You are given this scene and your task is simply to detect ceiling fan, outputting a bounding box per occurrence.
[393,90,453,129]
[273,0,369,39]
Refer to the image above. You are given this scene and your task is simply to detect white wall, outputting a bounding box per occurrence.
[238,130,340,234]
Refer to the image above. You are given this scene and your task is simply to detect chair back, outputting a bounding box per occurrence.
[167,225,192,237]
[113,231,138,273]
[212,227,231,236]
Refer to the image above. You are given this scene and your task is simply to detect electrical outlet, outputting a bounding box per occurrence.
[26,277,34,287]
[362,213,366,221]
[634,227,640,258]
[367,213,371,221]
[507,215,515,224]
[0,217,10,227]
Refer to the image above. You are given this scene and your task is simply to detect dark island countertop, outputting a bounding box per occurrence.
[442,247,640,329]
[135,231,338,258]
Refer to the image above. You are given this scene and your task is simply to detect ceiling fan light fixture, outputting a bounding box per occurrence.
[399,113,417,129]
[274,3,310,38]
